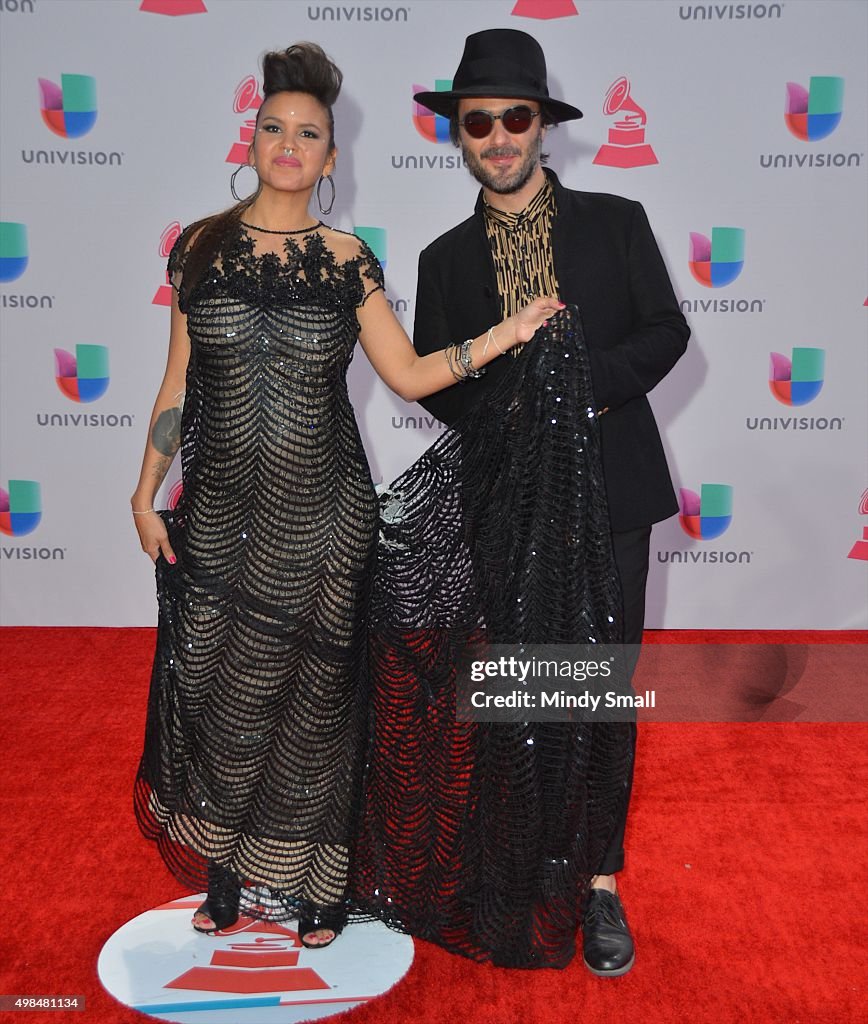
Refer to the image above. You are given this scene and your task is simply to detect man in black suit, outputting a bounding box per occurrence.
[413,29,689,976]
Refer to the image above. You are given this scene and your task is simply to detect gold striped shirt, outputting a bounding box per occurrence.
[483,179,559,355]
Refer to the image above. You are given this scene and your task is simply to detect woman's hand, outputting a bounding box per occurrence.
[506,295,566,347]
[132,506,176,564]
[356,290,568,404]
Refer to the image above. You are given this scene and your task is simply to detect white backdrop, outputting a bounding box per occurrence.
[1,0,866,628]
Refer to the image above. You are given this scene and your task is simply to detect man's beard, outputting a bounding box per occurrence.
[461,135,542,195]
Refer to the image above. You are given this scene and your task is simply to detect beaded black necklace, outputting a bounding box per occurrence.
[239,220,323,235]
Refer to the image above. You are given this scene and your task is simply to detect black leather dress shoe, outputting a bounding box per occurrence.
[582,888,635,976]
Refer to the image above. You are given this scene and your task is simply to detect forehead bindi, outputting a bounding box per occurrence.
[259,92,328,129]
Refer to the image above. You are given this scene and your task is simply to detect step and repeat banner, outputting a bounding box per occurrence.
[1,0,865,627]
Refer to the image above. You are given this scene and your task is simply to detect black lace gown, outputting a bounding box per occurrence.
[135,223,384,921]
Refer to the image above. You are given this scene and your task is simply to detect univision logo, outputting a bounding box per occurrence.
[306,5,410,20]
[22,73,123,166]
[745,346,843,431]
[0,479,41,536]
[677,2,782,18]
[760,76,862,170]
[54,345,109,403]
[391,414,447,430]
[0,221,28,282]
[0,478,65,559]
[353,226,409,313]
[681,226,765,314]
[39,74,97,138]
[658,483,751,564]
[354,226,387,270]
[0,222,55,308]
[38,344,134,428]
[394,81,466,170]
[679,483,732,540]
[769,347,823,406]
[412,81,452,143]
[688,227,743,288]
[786,77,843,142]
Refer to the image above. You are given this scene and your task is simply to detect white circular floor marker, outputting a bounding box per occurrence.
[98,896,415,1022]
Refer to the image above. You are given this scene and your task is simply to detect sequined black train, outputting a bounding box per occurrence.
[350,306,633,969]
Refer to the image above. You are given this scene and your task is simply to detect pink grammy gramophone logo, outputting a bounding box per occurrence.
[140,0,207,13]
[847,488,868,561]
[167,479,183,510]
[226,76,262,164]
[511,0,578,17]
[152,222,182,306]
[593,77,658,169]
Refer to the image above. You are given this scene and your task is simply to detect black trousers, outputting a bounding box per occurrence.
[595,524,651,876]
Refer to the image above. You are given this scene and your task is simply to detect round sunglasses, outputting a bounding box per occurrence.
[458,105,540,139]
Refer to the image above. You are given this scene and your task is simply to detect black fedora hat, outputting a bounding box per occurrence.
[414,29,582,123]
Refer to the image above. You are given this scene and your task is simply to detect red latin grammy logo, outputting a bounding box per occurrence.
[511,0,578,17]
[152,222,182,306]
[165,917,331,996]
[847,488,868,561]
[167,479,183,510]
[140,0,207,13]
[226,76,263,164]
[97,893,414,1016]
[593,77,658,168]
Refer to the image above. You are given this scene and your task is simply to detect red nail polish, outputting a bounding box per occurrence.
[168,555,177,565]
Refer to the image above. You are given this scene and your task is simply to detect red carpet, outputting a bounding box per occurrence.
[1,628,865,1023]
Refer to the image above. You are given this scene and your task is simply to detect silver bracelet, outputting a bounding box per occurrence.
[459,338,485,379]
[445,344,465,382]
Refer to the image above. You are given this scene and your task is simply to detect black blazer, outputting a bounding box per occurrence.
[413,169,689,533]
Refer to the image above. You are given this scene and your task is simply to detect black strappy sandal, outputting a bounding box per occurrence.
[192,861,241,935]
[298,905,347,949]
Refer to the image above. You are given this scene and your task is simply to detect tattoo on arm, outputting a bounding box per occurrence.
[150,455,172,484]
[151,405,182,457]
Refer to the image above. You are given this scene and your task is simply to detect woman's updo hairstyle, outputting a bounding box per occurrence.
[260,43,343,150]
[175,43,343,298]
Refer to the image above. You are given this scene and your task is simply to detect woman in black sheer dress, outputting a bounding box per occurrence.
[131,42,559,949]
